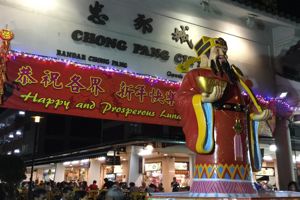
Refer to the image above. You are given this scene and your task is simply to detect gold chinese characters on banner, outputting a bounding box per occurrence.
[0,27,14,104]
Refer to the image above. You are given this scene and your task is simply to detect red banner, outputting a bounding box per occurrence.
[1,53,181,126]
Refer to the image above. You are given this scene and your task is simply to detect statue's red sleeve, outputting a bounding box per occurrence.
[175,69,202,152]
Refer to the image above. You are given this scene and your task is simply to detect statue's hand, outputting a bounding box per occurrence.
[251,109,272,121]
[201,85,224,103]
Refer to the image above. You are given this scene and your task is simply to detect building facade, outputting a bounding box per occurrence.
[0,0,300,191]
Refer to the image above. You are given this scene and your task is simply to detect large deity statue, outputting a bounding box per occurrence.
[175,36,272,194]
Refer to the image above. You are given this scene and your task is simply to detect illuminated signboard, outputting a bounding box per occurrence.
[256,167,275,176]
[175,162,188,170]
[145,162,161,171]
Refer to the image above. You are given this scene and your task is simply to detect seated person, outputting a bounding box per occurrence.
[79,181,88,191]
[147,183,157,193]
[89,180,99,190]
[129,182,139,192]
[158,183,164,192]
[171,177,179,192]
[288,181,299,192]
[138,182,147,192]
[256,176,273,191]
[101,178,113,190]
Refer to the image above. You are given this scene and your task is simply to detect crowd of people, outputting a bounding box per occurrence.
[254,176,300,192]
[1,176,300,199]
[2,178,167,200]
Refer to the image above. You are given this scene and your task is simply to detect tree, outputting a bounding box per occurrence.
[0,155,26,199]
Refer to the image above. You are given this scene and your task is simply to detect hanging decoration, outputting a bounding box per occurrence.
[1,50,298,115]
[0,26,14,104]
[1,52,181,127]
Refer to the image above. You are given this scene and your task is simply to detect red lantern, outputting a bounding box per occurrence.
[0,28,14,41]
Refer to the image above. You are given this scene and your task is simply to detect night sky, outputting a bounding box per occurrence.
[234,0,300,22]
[277,0,300,19]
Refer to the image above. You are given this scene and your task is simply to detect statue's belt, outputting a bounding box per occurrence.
[213,102,247,112]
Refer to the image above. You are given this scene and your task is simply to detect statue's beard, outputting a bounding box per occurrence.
[210,57,237,84]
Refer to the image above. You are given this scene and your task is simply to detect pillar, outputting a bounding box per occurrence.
[275,116,295,190]
[88,159,101,186]
[36,169,43,182]
[128,146,142,185]
[54,163,65,182]
[162,156,175,192]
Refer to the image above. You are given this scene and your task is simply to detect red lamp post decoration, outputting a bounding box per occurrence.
[0,27,14,104]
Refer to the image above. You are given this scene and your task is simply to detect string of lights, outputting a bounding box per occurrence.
[8,50,180,87]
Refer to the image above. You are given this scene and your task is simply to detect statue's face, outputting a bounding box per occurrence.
[207,41,237,83]
[209,45,228,66]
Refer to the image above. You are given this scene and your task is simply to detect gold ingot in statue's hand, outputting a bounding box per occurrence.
[196,76,227,93]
